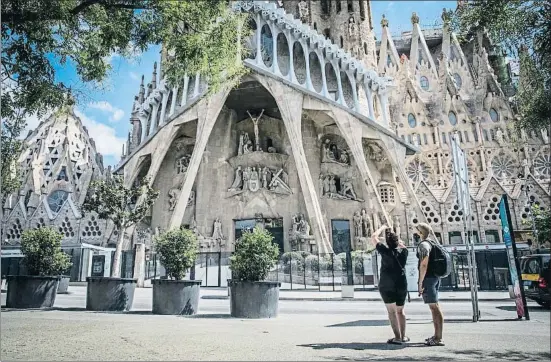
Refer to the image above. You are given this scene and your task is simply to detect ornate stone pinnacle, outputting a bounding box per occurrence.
[381,14,389,28]
[411,12,420,24]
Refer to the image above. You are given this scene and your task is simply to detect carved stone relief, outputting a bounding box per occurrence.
[321,138,351,165]
[289,213,314,251]
[353,208,374,249]
[320,174,363,201]
[228,165,292,195]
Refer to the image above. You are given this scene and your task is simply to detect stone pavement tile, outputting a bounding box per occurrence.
[1,309,549,361]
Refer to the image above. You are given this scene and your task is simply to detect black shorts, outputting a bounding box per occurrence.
[380,289,408,306]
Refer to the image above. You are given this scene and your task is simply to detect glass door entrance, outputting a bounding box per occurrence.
[234,218,284,252]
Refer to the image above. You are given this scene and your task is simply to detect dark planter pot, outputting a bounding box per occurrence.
[86,277,137,312]
[229,280,281,318]
[6,275,60,309]
[152,279,202,315]
[57,276,70,294]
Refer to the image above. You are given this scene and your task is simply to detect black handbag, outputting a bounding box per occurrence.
[392,249,411,303]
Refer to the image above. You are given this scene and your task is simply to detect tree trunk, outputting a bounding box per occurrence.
[111,228,126,278]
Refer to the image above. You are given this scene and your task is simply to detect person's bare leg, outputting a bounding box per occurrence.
[396,305,406,340]
[385,303,401,340]
[429,303,444,340]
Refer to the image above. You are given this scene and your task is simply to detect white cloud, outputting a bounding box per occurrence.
[129,71,140,80]
[88,101,125,122]
[74,108,125,159]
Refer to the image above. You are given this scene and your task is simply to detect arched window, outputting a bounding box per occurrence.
[359,0,366,20]
[321,0,330,15]
[363,42,368,55]
[336,0,341,13]
[420,76,429,91]
[340,36,344,48]
[47,190,69,213]
[347,0,354,12]
[448,111,458,126]
[323,28,331,40]
[453,73,462,89]
[408,113,417,128]
[489,108,499,122]
[313,22,317,30]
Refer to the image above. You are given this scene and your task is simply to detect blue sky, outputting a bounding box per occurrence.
[41,1,456,167]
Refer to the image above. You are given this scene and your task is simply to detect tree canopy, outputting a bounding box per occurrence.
[454,0,551,132]
[1,0,250,201]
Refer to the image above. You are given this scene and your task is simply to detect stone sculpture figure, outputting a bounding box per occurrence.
[340,179,357,200]
[168,186,180,211]
[353,211,362,238]
[212,218,224,242]
[329,176,337,194]
[262,167,270,189]
[238,133,245,155]
[247,109,265,152]
[522,159,530,177]
[249,166,260,192]
[243,167,251,191]
[228,166,243,192]
[348,16,356,37]
[361,208,372,237]
[297,0,309,23]
[495,128,505,146]
[187,190,196,206]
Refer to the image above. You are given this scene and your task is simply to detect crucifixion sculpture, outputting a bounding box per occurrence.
[247,109,265,152]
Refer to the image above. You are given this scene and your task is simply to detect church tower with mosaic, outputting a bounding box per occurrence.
[1,105,110,248]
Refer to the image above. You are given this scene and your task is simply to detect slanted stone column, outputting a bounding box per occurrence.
[255,75,333,254]
[329,107,391,225]
[169,89,231,229]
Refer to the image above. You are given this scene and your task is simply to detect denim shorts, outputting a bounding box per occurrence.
[422,277,440,304]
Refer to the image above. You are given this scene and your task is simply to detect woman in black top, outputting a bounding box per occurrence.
[370,225,409,345]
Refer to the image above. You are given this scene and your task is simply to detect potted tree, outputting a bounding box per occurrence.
[152,228,201,315]
[82,175,158,311]
[6,227,72,308]
[229,226,280,318]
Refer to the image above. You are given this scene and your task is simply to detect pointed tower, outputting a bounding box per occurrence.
[282,0,376,69]
[2,104,105,246]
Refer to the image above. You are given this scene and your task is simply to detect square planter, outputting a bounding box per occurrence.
[6,275,60,308]
[229,280,280,318]
[152,279,202,315]
[86,277,137,312]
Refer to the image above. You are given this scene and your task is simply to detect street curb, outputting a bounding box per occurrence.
[201,296,510,302]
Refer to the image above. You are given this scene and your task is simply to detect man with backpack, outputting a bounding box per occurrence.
[416,223,452,347]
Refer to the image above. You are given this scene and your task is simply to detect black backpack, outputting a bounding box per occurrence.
[427,240,452,279]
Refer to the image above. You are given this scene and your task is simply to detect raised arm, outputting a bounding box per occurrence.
[369,225,388,247]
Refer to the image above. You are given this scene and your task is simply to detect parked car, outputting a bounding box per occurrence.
[520,253,550,308]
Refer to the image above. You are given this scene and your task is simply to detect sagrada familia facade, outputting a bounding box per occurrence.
[2,0,549,258]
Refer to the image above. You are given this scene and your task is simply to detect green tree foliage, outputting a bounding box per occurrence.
[154,228,197,280]
[230,227,280,282]
[2,0,249,123]
[454,0,551,132]
[524,205,551,248]
[82,175,159,277]
[1,0,250,202]
[20,227,72,276]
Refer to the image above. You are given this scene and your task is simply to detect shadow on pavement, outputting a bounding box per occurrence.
[187,313,232,319]
[497,305,549,312]
[321,349,550,361]
[298,342,411,351]
[326,320,432,328]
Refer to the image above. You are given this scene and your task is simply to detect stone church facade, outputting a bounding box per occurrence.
[3,1,548,258]
[1,105,111,248]
[375,10,550,246]
[116,0,425,255]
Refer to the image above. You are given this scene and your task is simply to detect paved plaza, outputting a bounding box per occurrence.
[1,287,549,361]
